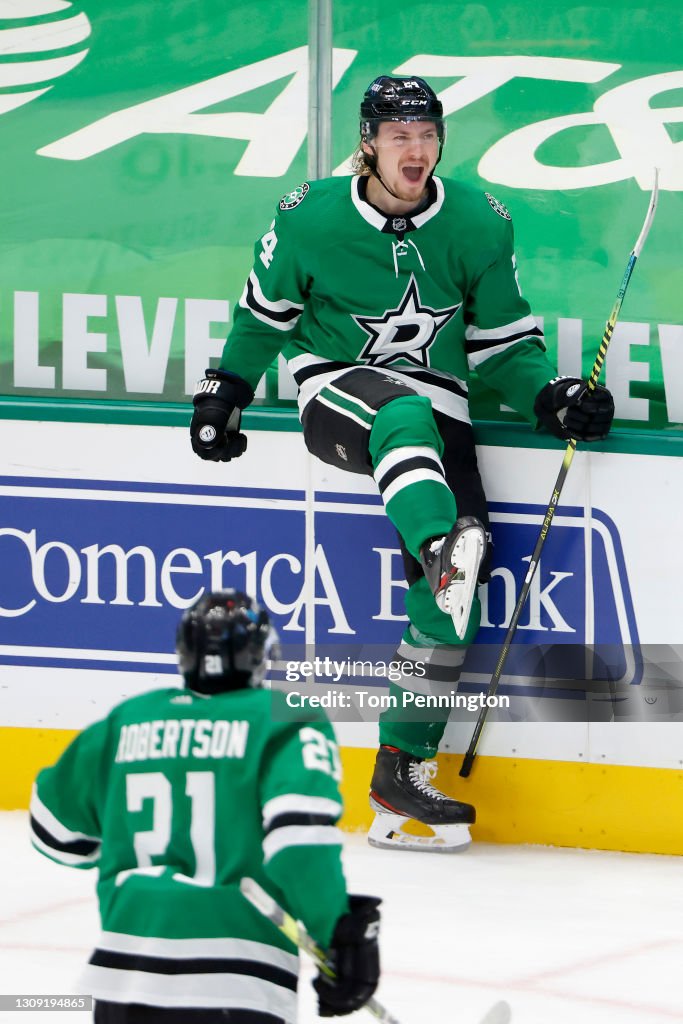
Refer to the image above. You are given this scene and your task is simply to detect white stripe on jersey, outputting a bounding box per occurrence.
[467,336,535,370]
[465,313,539,344]
[325,382,377,417]
[292,361,471,424]
[30,785,100,846]
[350,176,386,229]
[374,446,445,488]
[349,175,445,230]
[396,640,468,668]
[465,314,543,370]
[381,468,453,506]
[262,794,342,830]
[262,824,343,863]
[95,930,299,972]
[316,393,373,429]
[239,271,303,332]
[82,965,297,1020]
[396,363,469,396]
[411,176,446,227]
[288,352,330,376]
[30,830,100,867]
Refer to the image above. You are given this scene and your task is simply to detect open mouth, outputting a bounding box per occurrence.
[402,165,425,184]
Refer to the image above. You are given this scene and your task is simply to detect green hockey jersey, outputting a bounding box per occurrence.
[30,686,348,1020]
[220,175,556,425]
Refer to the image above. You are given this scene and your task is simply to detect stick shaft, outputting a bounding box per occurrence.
[460,173,659,778]
[240,878,400,1024]
[241,878,512,1024]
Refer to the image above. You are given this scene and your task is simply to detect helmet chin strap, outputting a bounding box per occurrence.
[363,143,440,204]
[365,147,408,202]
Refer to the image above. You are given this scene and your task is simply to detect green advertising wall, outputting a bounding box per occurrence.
[0,1,681,438]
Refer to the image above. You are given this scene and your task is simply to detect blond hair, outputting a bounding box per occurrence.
[351,142,373,175]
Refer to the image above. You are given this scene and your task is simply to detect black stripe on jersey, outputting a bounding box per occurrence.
[264,811,338,836]
[465,326,544,355]
[244,277,301,324]
[417,662,464,683]
[375,456,445,495]
[399,368,468,400]
[293,361,469,402]
[89,950,298,990]
[93,1005,285,1024]
[30,815,100,857]
[292,360,354,386]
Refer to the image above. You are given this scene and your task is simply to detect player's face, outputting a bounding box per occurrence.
[364,120,440,203]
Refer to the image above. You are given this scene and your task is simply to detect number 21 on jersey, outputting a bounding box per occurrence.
[299,727,342,781]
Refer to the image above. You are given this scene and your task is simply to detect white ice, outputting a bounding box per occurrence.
[1,810,682,1024]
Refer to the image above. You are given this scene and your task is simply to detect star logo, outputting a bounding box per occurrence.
[485,192,511,220]
[353,275,461,369]
[279,182,310,210]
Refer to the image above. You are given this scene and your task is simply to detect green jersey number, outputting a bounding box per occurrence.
[125,770,216,885]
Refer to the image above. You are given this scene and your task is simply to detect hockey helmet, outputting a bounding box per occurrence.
[360,75,445,147]
[176,590,276,694]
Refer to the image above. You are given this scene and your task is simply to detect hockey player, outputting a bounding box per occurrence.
[29,591,381,1023]
[190,76,615,852]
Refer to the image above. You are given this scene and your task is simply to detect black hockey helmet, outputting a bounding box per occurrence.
[176,590,276,694]
[360,75,445,146]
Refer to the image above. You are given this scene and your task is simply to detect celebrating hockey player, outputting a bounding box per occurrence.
[29,591,381,1022]
[190,76,615,853]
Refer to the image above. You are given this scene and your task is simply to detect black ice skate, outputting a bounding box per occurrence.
[419,515,486,640]
[368,745,475,853]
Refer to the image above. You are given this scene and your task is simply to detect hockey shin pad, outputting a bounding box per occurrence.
[369,397,457,559]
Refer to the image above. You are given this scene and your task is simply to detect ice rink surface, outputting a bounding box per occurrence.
[1,810,682,1024]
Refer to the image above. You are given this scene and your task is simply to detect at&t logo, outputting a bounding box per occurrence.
[0,2,90,118]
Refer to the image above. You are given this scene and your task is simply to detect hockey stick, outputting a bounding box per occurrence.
[459,170,660,779]
[240,877,511,1024]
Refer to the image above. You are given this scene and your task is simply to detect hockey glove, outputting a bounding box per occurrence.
[534,376,615,442]
[313,895,381,1017]
[191,369,254,462]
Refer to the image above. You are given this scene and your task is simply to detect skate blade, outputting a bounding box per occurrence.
[443,526,485,640]
[368,811,471,854]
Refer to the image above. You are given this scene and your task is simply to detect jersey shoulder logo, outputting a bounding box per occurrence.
[279,182,310,210]
[485,192,511,220]
[353,274,461,369]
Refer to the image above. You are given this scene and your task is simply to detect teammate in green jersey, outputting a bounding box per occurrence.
[190,76,615,853]
[30,591,381,1023]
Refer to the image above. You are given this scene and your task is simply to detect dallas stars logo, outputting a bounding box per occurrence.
[353,274,461,369]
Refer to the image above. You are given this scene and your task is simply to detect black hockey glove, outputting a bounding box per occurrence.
[313,895,381,1017]
[190,369,254,462]
[534,376,615,442]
